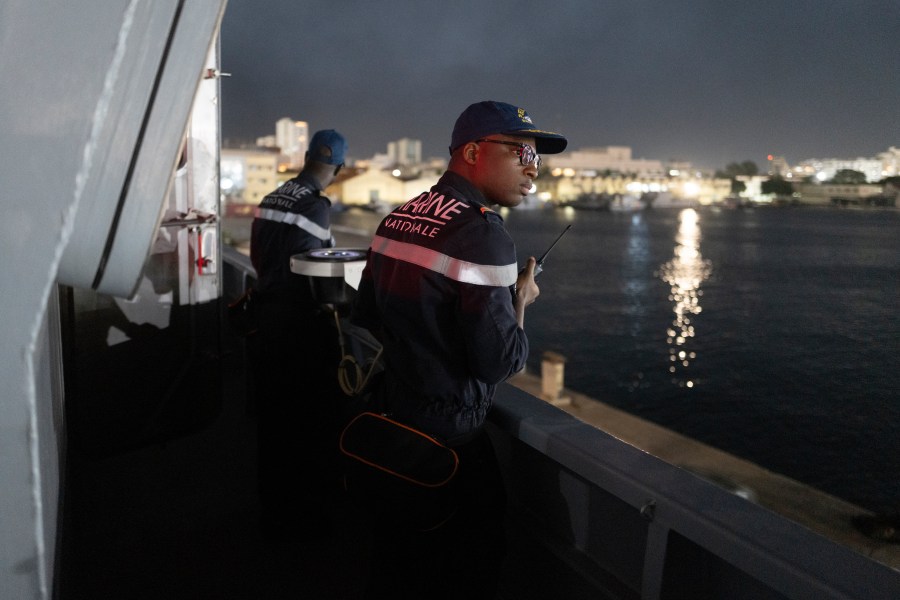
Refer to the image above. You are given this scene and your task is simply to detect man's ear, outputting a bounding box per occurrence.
[464,142,478,164]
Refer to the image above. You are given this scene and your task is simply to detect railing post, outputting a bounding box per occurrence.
[641,520,669,600]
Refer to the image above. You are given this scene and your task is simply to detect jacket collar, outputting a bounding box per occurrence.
[436,171,497,216]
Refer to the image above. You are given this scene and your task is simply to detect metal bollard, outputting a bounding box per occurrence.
[541,351,571,406]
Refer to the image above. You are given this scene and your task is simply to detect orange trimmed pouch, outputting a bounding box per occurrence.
[339,412,460,530]
[340,412,459,487]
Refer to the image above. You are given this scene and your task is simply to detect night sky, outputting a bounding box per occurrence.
[219,0,899,170]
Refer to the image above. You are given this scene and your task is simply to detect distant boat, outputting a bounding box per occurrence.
[556,193,610,210]
[647,191,697,209]
[609,194,646,212]
[722,195,750,209]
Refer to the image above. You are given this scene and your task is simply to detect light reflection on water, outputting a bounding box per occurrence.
[656,209,711,388]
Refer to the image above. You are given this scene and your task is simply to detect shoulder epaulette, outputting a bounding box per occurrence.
[479,206,500,221]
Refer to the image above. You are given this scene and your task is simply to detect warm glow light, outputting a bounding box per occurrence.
[683,182,700,197]
[392,169,401,177]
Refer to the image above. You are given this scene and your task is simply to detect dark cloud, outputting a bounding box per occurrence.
[220,0,900,169]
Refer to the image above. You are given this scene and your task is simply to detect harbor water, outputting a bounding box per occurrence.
[331,204,899,514]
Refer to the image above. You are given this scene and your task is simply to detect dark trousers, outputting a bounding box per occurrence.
[248,298,344,535]
[364,429,507,600]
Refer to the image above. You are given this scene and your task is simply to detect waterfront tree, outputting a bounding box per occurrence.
[715,160,758,194]
[715,161,759,178]
[829,169,867,184]
[761,176,793,196]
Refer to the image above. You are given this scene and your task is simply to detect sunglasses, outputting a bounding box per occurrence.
[475,139,541,168]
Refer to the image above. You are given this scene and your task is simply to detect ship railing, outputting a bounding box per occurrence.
[488,384,899,599]
[222,245,256,304]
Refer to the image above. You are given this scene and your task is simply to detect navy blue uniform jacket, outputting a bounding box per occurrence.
[352,171,528,441]
[250,171,335,303]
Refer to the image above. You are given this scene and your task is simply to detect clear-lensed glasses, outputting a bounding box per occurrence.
[475,138,541,168]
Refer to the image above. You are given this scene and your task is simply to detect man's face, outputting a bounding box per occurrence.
[470,135,539,207]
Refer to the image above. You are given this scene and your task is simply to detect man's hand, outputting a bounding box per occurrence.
[514,256,540,328]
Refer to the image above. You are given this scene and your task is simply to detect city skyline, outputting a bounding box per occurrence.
[220,1,899,170]
[225,117,900,182]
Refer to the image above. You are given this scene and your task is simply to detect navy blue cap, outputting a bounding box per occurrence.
[449,101,567,155]
[307,129,347,165]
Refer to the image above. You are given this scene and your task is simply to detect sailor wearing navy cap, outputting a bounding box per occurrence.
[351,101,566,598]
